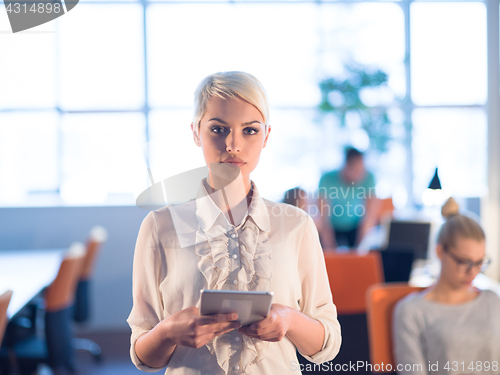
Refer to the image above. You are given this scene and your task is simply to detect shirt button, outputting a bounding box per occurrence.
[231,233,236,238]
[232,280,237,285]
[234,365,240,371]
[232,254,238,259]
[235,336,240,342]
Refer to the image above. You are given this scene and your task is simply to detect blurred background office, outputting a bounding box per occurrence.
[1,0,499,373]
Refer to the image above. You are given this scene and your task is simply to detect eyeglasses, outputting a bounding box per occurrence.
[443,247,491,273]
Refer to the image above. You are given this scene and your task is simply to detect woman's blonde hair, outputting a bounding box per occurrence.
[192,71,270,134]
[438,197,485,249]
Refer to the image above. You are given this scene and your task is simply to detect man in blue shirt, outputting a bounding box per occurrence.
[318,147,378,249]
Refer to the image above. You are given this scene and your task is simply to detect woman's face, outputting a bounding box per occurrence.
[438,237,486,288]
[192,96,270,188]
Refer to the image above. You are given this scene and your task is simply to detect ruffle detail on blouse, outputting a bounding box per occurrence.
[237,218,272,292]
[195,223,231,290]
[194,211,272,374]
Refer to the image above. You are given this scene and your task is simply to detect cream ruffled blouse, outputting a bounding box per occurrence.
[127,180,341,375]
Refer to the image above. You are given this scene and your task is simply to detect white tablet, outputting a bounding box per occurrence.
[200,289,274,327]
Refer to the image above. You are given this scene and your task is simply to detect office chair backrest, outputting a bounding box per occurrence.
[377,197,395,225]
[0,290,13,345]
[44,243,85,312]
[324,252,384,315]
[80,226,107,281]
[73,226,108,323]
[366,283,425,371]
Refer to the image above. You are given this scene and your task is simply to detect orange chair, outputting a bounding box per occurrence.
[317,252,384,371]
[81,226,107,283]
[366,283,425,371]
[324,252,384,314]
[72,226,108,362]
[14,242,86,373]
[44,245,86,312]
[0,290,13,346]
[373,197,395,226]
[74,226,107,322]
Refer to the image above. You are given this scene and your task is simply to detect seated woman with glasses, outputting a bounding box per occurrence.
[393,197,500,375]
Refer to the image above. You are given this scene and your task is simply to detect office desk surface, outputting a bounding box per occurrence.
[0,248,65,319]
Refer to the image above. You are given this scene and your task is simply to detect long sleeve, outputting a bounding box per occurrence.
[296,215,342,363]
[393,298,428,375]
[127,211,167,372]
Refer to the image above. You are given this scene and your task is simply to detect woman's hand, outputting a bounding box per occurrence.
[237,304,293,342]
[135,306,240,368]
[162,306,241,349]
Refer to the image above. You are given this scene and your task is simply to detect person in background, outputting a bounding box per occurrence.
[283,188,324,235]
[317,147,378,249]
[283,188,307,210]
[393,198,500,375]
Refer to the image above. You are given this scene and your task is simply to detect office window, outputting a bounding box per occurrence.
[60,113,147,204]
[0,112,59,204]
[411,2,487,106]
[58,4,145,110]
[0,0,490,206]
[410,2,487,203]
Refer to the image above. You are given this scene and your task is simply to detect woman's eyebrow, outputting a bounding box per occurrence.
[208,118,228,125]
[208,118,262,126]
[242,120,261,126]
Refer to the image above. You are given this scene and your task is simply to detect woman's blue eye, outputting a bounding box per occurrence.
[211,126,227,134]
[244,127,259,135]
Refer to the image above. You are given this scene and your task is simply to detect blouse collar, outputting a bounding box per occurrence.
[195,178,270,234]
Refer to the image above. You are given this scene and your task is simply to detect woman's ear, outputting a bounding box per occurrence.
[262,124,271,148]
[191,123,202,147]
[436,244,444,260]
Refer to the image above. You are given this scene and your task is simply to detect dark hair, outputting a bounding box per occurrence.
[283,187,307,207]
[345,147,363,163]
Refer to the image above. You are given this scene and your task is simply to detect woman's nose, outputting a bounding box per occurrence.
[225,131,241,153]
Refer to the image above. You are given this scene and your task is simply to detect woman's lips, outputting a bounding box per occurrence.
[223,161,246,167]
[221,158,246,167]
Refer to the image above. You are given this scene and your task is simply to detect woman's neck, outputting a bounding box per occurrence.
[425,278,479,304]
[204,173,253,226]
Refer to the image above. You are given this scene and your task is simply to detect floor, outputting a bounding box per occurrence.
[64,331,141,375]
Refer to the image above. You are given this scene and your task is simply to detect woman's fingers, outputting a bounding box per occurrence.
[214,324,240,337]
[187,322,242,349]
[198,321,240,336]
[238,307,289,342]
[239,323,273,337]
[238,326,284,341]
[197,313,238,326]
[195,313,240,336]
[251,313,277,330]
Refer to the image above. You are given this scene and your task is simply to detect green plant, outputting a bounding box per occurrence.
[318,64,394,152]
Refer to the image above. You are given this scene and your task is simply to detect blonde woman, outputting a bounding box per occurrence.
[127,71,341,374]
[393,198,500,375]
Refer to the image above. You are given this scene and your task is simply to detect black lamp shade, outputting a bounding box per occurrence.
[428,168,442,190]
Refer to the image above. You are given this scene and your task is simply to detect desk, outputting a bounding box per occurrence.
[0,249,65,319]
